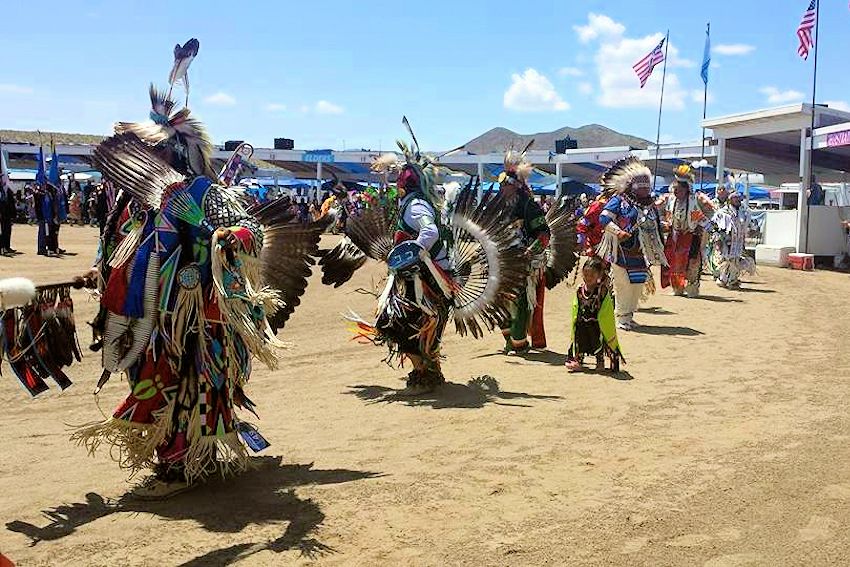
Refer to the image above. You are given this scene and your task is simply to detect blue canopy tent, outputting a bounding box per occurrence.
[538,180,599,197]
[657,182,773,201]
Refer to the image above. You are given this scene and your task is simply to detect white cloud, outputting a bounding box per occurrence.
[300,105,311,113]
[574,13,625,44]
[690,89,716,104]
[669,55,695,69]
[559,67,584,77]
[504,68,570,112]
[315,100,344,114]
[579,82,594,95]
[573,14,687,111]
[760,86,804,105]
[203,92,236,106]
[825,100,850,112]
[0,84,33,94]
[265,103,286,112]
[713,44,755,56]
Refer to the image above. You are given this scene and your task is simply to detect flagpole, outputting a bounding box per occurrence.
[804,0,820,253]
[700,23,710,189]
[652,30,670,193]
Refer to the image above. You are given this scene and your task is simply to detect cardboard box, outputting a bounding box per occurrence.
[755,245,796,267]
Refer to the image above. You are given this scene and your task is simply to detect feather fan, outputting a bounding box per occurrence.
[317,205,394,287]
[250,197,331,333]
[449,185,530,339]
[543,197,580,289]
[92,133,185,209]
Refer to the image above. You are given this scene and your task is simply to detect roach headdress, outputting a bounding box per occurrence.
[500,148,534,186]
[673,163,695,186]
[371,117,441,207]
[113,39,214,180]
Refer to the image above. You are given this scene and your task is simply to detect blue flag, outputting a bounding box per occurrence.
[48,141,67,220]
[35,146,46,186]
[701,23,711,85]
[48,142,60,187]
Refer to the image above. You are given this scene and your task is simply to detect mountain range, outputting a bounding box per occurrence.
[461,124,650,154]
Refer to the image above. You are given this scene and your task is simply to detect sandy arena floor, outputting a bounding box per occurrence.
[1,224,850,566]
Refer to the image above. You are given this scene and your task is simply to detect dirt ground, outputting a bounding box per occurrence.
[1,224,850,566]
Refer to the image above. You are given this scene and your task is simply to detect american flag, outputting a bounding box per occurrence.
[633,39,665,88]
[797,0,817,60]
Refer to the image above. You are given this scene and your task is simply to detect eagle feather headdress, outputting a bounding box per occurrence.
[600,156,652,195]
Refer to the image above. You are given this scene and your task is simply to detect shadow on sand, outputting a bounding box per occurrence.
[737,286,776,294]
[637,306,677,315]
[347,375,562,409]
[630,324,704,337]
[5,456,382,565]
[689,294,742,303]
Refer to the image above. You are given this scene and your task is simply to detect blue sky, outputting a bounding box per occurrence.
[1,0,847,151]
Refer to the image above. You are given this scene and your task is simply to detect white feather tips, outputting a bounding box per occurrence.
[371,153,400,174]
[0,277,37,310]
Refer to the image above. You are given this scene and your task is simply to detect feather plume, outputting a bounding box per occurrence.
[0,277,36,310]
[168,38,199,87]
[371,153,400,174]
[504,149,533,182]
[168,38,199,106]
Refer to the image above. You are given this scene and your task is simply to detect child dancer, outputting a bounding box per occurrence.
[565,256,622,373]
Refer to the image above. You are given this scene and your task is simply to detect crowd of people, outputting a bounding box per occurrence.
[0,175,113,257]
[0,38,765,502]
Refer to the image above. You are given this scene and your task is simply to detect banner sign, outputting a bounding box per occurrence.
[302,150,335,163]
[826,130,850,148]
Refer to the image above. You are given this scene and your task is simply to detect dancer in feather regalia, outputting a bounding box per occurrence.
[496,150,552,354]
[597,157,667,331]
[494,151,580,354]
[657,164,715,297]
[320,118,564,395]
[711,181,756,289]
[71,40,327,499]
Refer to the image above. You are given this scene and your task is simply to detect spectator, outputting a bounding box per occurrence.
[15,190,27,223]
[68,191,82,224]
[96,184,109,234]
[54,179,68,254]
[807,176,825,206]
[82,179,93,224]
[0,181,16,255]
[24,184,36,224]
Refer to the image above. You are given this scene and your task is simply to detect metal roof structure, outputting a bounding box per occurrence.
[702,103,850,252]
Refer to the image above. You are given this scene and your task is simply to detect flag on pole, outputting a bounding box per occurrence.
[48,138,68,221]
[797,0,817,60]
[633,38,666,88]
[701,23,711,85]
[47,139,60,187]
[35,146,46,186]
